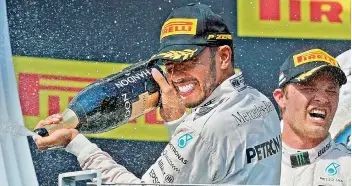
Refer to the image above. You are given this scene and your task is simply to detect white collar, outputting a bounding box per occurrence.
[282,134,334,168]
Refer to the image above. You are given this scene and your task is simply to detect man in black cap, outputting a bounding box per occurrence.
[35,4,282,184]
[273,48,351,186]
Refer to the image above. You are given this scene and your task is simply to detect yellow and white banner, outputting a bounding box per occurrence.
[237,0,351,40]
[13,56,169,142]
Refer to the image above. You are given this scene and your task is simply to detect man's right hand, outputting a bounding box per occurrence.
[34,114,79,150]
[151,68,186,122]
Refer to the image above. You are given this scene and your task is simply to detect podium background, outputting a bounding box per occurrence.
[6,0,350,185]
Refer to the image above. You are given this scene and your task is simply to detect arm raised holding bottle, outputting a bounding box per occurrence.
[34,60,189,184]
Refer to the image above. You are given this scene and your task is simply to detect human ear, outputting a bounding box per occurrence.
[273,88,286,109]
[218,45,232,69]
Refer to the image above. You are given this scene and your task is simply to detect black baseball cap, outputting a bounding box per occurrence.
[150,3,233,62]
[278,48,347,88]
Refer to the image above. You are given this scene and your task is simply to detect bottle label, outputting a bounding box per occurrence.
[114,69,151,89]
[130,91,160,120]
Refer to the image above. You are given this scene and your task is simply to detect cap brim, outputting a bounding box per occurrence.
[150,45,206,62]
[291,65,347,86]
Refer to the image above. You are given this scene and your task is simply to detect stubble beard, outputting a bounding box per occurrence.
[184,50,218,108]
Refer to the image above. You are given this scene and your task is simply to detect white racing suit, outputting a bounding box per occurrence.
[65,72,282,185]
[280,134,351,186]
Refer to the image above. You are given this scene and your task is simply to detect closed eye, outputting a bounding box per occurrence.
[298,85,315,91]
[326,88,338,94]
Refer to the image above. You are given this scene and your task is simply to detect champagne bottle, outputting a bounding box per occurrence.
[34,60,163,137]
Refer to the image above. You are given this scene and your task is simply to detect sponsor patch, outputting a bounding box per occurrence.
[165,174,174,183]
[168,143,188,164]
[203,97,217,107]
[160,18,197,40]
[317,141,331,158]
[207,33,232,40]
[293,49,338,67]
[232,101,274,126]
[158,159,165,175]
[149,169,160,183]
[194,98,225,121]
[162,150,181,173]
[278,72,286,85]
[290,152,310,168]
[230,74,247,91]
[246,135,281,164]
[279,77,286,86]
[279,72,284,81]
[178,133,193,148]
[325,162,340,176]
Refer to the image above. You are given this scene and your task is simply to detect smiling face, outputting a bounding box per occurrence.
[275,70,340,143]
[164,47,220,108]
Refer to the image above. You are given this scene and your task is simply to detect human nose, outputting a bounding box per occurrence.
[313,89,330,104]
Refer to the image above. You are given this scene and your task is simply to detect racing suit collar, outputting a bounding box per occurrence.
[192,72,245,113]
[282,134,334,168]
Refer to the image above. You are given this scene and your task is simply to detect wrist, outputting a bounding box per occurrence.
[70,129,79,141]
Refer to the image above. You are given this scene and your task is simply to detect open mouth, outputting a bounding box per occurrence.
[309,109,326,120]
[177,84,195,94]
